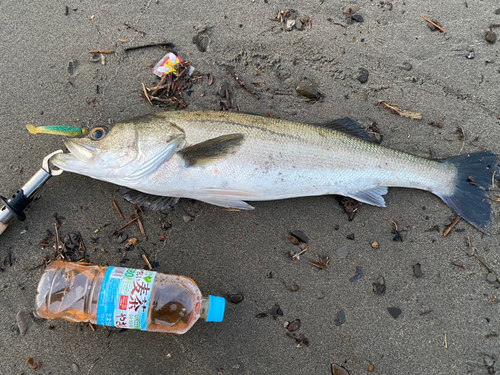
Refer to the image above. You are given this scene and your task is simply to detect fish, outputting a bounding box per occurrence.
[26,124,86,137]
[51,111,499,233]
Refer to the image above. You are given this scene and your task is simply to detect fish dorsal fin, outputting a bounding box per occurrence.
[118,187,180,211]
[315,118,371,141]
[178,133,245,167]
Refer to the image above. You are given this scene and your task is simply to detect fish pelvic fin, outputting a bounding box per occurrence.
[118,187,179,211]
[437,151,499,234]
[178,133,245,167]
[346,187,388,207]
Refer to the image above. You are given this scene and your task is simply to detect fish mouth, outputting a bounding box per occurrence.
[51,139,97,171]
[63,139,97,162]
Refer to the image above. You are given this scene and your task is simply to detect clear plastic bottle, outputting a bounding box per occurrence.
[35,260,225,334]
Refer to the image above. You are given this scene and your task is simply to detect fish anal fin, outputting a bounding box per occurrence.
[315,118,371,142]
[118,187,179,211]
[178,133,245,167]
[347,187,388,207]
[197,197,255,210]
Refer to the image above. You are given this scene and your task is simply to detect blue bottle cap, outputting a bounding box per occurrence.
[206,295,225,322]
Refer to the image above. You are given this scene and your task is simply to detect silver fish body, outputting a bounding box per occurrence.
[52,111,498,232]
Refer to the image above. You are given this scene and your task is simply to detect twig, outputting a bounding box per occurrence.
[420,14,446,33]
[124,42,174,52]
[88,50,114,54]
[150,74,169,97]
[308,260,330,271]
[226,66,260,99]
[383,217,398,231]
[148,83,171,91]
[142,83,153,106]
[134,204,144,215]
[443,215,461,237]
[115,216,139,232]
[444,331,448,348]
[112,200,125,220]
[137,216,146,238]
[123,22,146,37]
[142,254,153,270]
[88,322,96,332]
[379,101,422,120]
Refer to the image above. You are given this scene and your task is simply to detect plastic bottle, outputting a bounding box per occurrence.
[35,260,225,334]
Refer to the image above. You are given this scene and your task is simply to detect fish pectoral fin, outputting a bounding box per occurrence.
[178,133,245,167]
[118,187,180,211]
[196,197,255,210]
[346,187,388,207]
[314,118,372,142]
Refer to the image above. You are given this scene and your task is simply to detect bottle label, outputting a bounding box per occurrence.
[96,267,156,330]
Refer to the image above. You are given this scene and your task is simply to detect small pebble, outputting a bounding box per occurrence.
[487,273,497,283]
[484,354,496,368]
[287,319,300,332]
[337,246,349,259]
[228,294,244,304]
[286,19,296,31]
[218,82,230,97]
[357,68,369,84]
[334,310,346,326]
[413,263,423,278]
[296,82,322,100]
[371,242,379,249]
[332,364,350,375]
[467,246,477,256]
[403,62,412,71]
[16,310,31,336]
[495,9,500,15]
[183,215,193,223]
[270,304,283,316]
[368,364,374,372]
[349,266,363,283]
[466,51,475,59]
[116,232,128,244]
[90,53,100,63]
[290,230,309,244]
[290,283,299,292]
[72,363,79,373]
[290,245,302,257]
[352,14,364,23]
[486,31,497,44]
[346,234,355,240]
[388,307,401,319]
[317,291,325,299]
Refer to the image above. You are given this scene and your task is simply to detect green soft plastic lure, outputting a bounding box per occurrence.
[26,124,86,137]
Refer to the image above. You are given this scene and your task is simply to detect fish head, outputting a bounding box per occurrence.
[51,116,185,182]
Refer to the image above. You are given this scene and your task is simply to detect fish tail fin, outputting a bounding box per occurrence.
[437,151,499,233]
[26,124,38,134]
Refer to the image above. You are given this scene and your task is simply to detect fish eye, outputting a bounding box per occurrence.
[90,127,107,141]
